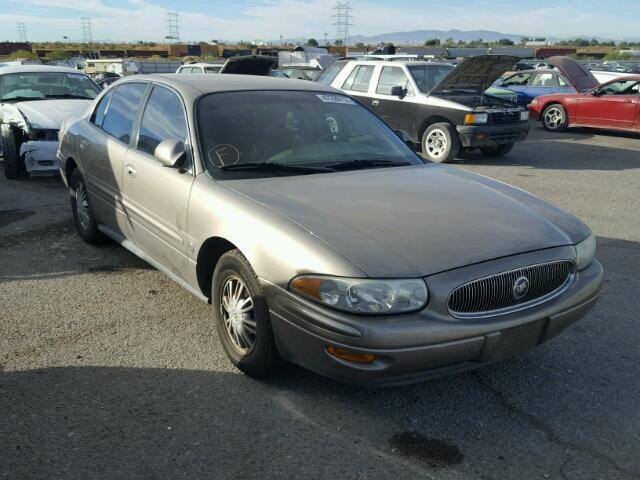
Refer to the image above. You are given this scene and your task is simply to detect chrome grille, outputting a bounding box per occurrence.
[448,261,575,318]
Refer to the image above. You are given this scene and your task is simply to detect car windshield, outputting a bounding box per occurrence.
[407,65,454,93]
[0,72,100,101]
[197,90,422,179]
[316,61,347,85]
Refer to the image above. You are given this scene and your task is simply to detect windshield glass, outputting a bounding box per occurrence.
[197,90,422,178]
[407,65,454,93]
[316,61,347,85]
[0,72,100,101]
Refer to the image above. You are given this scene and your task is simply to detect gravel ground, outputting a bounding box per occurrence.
[1,122,639,479]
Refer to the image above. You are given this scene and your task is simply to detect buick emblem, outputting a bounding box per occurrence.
[512,276,530,300]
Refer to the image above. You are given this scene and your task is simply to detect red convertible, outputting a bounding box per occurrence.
[528,57,640,133]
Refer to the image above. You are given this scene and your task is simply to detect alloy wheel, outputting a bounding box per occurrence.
[220,275,257,354]
[75,181,91,231]
[544,107,565,130]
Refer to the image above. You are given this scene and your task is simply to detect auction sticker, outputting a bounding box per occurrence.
[316,94,356,105]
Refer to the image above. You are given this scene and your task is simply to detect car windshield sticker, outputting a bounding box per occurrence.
[209,144,240,167]
[316,94,356,105]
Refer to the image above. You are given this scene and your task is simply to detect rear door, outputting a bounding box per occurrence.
[82,82,148,237]
[576,79,640,129]
[121,84,194,280]
[338,64,376,109]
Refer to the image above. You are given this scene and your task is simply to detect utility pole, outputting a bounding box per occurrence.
[81,17,93,44]
[280,33,283,46]
[323,31,328,46]
[166,11,181,44]
[332,1,353,45]
[17,22,28,43]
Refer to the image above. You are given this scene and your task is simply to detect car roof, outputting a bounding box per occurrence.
[115,73,341,101]
[0,65,86,75]
[180,63,223,68]
[345,60,453,67]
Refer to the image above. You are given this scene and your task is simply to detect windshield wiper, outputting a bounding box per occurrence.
[1,96,46,102]
[219,162,334,174]
[323,159,412,171]
[45,93,95,100]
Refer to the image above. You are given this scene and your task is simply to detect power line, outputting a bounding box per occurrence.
[332,1,353,45]
[17,22,28,43]
[166,11,181,43]
[81,17,93,44]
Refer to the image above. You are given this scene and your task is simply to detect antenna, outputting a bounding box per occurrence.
[81,17,93,44]
[332,1,353,45]
[17,22,28,43]
[166,11,181,43]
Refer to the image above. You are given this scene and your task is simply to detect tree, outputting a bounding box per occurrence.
[44,49,71,60]
[8,50,37,60]
[355,42,365,49]
[306,38,319,47]
[444,37,454,46]
[497,38,514,46]
[334,39,343,46]
[424,38,440,46]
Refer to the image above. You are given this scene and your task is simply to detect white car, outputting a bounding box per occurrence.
[0,66,101,178]
[176,63,223,74]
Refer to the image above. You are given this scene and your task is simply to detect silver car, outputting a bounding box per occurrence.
[57,74,603,386]
[1,66,101,178]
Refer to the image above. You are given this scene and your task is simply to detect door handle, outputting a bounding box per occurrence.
[372,100,379,106]
[126,165,137,177]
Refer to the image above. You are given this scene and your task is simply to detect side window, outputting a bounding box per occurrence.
[101,83,147,144]
[376,67,414,96]
[557,75,569,87]
[341,65,374,93]
[316,60,347,85]
[531,73,558,87]
[90,89,113,127]
[137,86,188,158]
[503,73,532,86]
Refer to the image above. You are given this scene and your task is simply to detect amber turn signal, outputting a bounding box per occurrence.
[290,276,323,299]
[326,345,376,364]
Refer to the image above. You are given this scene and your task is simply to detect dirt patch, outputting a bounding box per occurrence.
[0,210,36,228]
[390,431,463,468]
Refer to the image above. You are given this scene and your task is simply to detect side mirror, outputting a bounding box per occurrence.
[154,139,186,167]
[390,86,406,98]
[591,89,601,96]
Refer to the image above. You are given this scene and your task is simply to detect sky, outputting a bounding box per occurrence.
[2,0,639,43]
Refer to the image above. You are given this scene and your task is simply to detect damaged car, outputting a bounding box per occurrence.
[0,66,100,179]
[321,55,530,163]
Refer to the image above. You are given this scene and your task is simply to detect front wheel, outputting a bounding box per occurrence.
[212,249,281,378]
[480,143,515,157]
[69,169,104,244]
[421,123,460,163]
[542,103,568,132]
[1,124,24,179]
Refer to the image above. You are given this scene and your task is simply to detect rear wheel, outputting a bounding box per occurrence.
[1,124,24,179]
[69,168,104,244]
[542,104,568,132]
[212,249,281,378]
[421,123,460,163]
[480,143,515,157]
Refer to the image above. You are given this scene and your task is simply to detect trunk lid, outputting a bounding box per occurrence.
[547,56,600,92]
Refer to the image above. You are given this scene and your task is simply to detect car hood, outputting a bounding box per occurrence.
[547,56,600,92]
[429,55,522,96]
[223,165,589,277]
[219,55,278,76]
[14,99,92,130]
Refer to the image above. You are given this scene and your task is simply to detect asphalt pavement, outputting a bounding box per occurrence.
[1,123,639,479]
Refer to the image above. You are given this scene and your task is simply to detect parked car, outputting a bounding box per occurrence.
[319,55,529,163]
[493,69,575,106]
[279,66,322,81]
[176,63,223,74]
[57,74,602,385]
[0,65,101,178]
[529,75,640,133]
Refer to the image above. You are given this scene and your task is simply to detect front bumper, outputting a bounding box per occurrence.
[19,140,59,175]
[528,104,543,121]
[263,247,603,386]
[457,123,529,148]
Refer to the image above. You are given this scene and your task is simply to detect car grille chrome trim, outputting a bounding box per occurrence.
[447,260,576,319]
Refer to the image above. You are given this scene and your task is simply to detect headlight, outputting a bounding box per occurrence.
[575,234,596,270]
[464,113,488,125]
[520,110,530,121]
[290,276,428,314]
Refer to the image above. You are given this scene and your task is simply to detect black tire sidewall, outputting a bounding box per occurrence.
[2,125,21,179]
[212,250,280,377]
[69,169,102,244]
[422,123,460,163]
[542,104,568,131]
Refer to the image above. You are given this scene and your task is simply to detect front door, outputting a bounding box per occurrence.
[370,65,416,135]
[121,85,194,280]
[576,80,640,129]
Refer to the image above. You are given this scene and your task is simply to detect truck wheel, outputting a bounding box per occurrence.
[421,123,460,163]
[480,143,515,157]
[212,249,281,378]
[542,104,568,132]
[1,125,24,179]
[69,168,104,244]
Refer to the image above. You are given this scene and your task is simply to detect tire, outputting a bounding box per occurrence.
[480,143,515,157]
[421,122,460,163]
[1,124,24,179]
[69,168,104,244]
[212,249,281,378]
[542,103,568,132]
